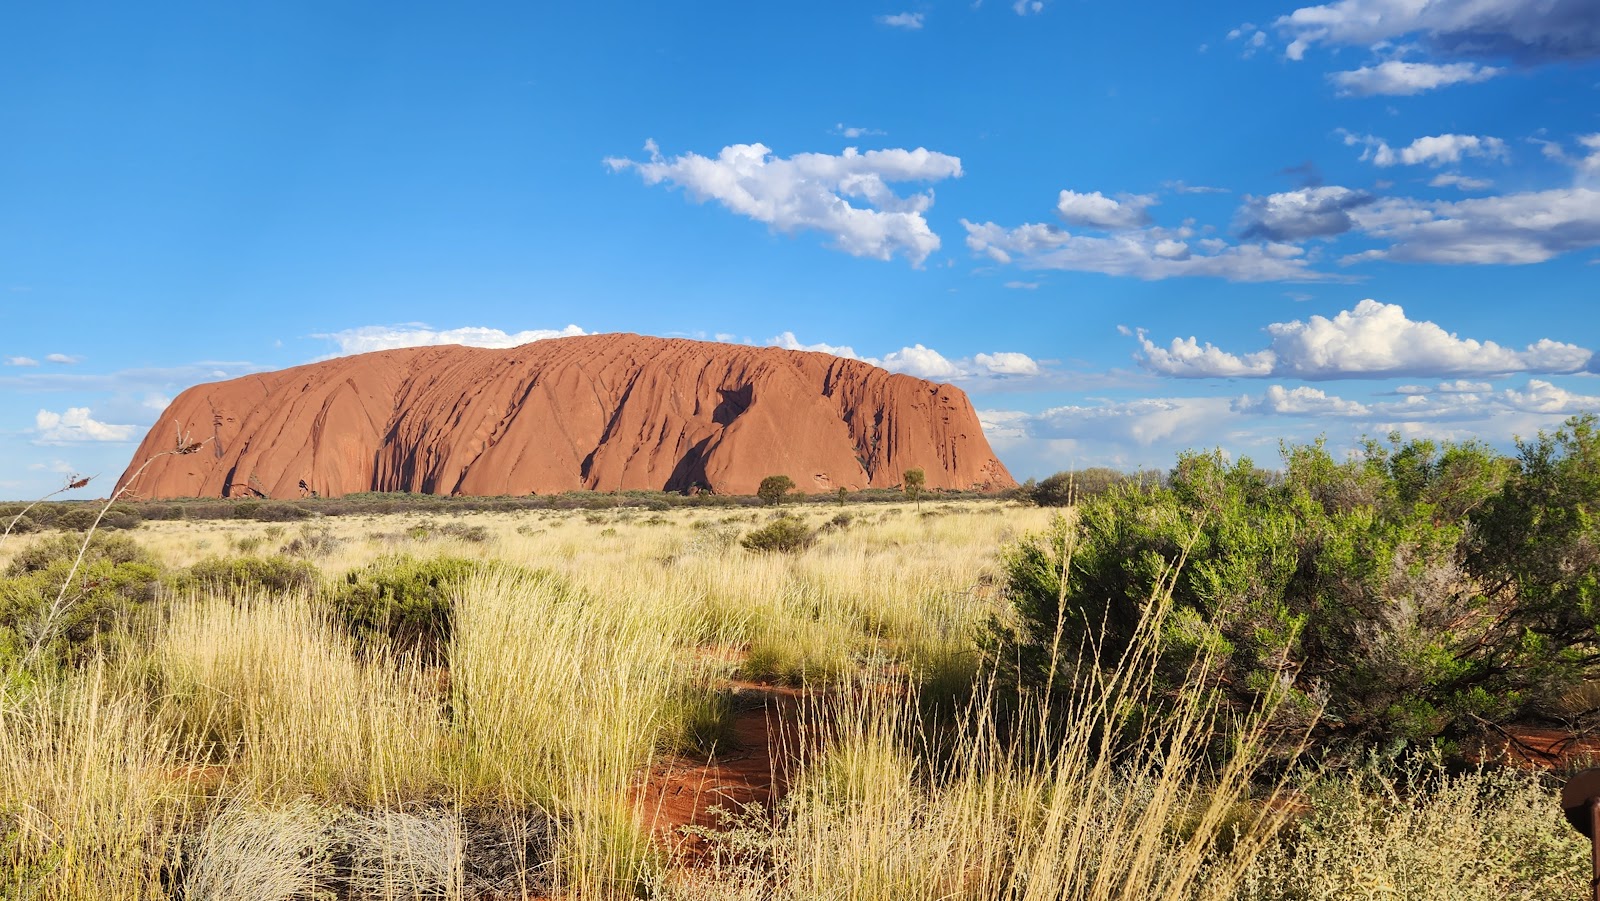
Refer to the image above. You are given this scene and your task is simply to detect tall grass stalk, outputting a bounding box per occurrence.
[714,562,1301,901]
[451,567,713,895]
[0,662,195,900]
[153,591,449,804]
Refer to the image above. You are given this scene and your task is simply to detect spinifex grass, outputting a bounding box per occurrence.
[2,502,1573,899]
[697,572,1301,901]
[450,566,717,895]
[0,662,197,900]
[153,590,451,805]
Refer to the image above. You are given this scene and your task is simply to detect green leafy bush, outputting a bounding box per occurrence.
[989,426,1600,757]
[242,502,314,522]
[740,517,816,554]
[178,556,322,595]
[0,532,166,664]
[757,475,795,506]
[325,556,485,662]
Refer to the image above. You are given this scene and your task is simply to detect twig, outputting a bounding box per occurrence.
[21,425,209,668]
[0,473,95,553]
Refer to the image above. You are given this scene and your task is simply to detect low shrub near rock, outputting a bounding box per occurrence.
[179,556,322,595]
[326,556,486,662]
[739,517,815,554]
[0,532,166,664]
[281,527,344,558]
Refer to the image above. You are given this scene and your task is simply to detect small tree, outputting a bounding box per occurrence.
[836,486,849,506]
[904,467,926,510]
[757,475,795,506]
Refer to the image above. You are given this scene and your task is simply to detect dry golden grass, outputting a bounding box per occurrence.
[0,500,1581,899]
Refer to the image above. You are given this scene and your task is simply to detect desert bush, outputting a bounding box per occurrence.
[241,502,313,523]
[987,431,1578,756]
[55,504,143,532]
[740,516,816,554]
[179,556,322,595]
[326,555,487,662]
[281,526,343,558]
[1238,760,1586,899]
[1029,467,1127,506]
[757,475,795,506]
[406,520,493,543]
[0,533,166,665]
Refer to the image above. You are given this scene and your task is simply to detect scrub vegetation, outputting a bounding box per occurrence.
[1,417,1598,898]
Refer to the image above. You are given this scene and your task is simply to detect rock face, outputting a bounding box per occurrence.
[117,334,1015,499]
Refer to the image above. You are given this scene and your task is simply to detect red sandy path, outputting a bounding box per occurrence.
[636,682,808,861]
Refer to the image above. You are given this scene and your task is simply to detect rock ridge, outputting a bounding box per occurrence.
[117,333,1016,499]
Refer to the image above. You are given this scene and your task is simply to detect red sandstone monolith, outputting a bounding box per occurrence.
[117,334,1015,499]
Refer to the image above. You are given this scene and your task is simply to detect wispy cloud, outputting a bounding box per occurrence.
[876,11,924,29]
[1329,60,1502,96]
[312,324,587,357]
[769,332,1041,380]
[832,123,887,139]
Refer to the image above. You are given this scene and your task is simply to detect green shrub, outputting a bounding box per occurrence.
[325,556,485,662]
[6,532,150,576]
[740,517,815,554]
[1029,468,1126,506]
[0,532,166,664]
[179,556,322,595]
[757,475,796,506]
[53,506,101,531]
[243,502,313,522]
[988,430,1599,758]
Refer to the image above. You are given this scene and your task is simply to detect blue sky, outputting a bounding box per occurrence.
[3,1,1598,499]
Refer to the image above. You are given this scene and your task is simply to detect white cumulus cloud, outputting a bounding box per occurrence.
[1055,190,1157,229]
[606,141,962,266]
[315,324,587,357]
[883,344,964,379]
[973,352,1042,376]
[1238,186,1373,240]
[770,331,868,361]
[769,333,1041,381]
[1342,131,1508,167]
[33,408,137,445]
[1133,299,1592,380]
[1233,385,1371,416]
[1133,331,1276,377]
[4,356,39,367]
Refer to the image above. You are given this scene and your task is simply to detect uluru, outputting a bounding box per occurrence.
[116,334,1015,500]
